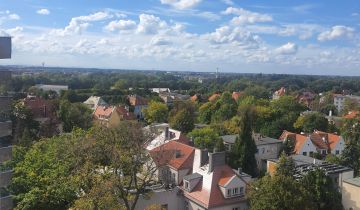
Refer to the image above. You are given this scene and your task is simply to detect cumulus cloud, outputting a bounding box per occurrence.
[318,25,355,41]
[104,19,136,32]
[51,11,113,36]
[222,7,272,25]
[222,0,234,5]
[160,0,202,10]
[37,9,50,15]
[279,24,322,40]
[136,14,168,34]
[8,13,20,20]
[274,42,298,55]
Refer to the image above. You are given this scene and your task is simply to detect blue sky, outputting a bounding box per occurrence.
[0,0,360,75]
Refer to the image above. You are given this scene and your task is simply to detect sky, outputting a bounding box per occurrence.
[0,0,360,75]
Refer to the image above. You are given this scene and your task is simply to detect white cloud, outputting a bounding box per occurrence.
[8,13,20,20]
[104,19,136,32]
[150,36,172,46]
[222,7,272,24]
[51,11,113,36]
[275,42,298,55]
[160,0,202,10]
[279,24,323,40]
[318,25,355,41]
[197,12,221,21]
[136,14,168,34]
[37,9,50,15]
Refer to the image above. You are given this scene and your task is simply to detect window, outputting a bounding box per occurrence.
[322,150,327,155]
[240,187,244,194]
[227,189,231,197]
[184,181,189,190]
[233,208,239,210]
[233,188,239,195]
[161,204,168,210]
[303,152,307,156]
[336,150,339,155]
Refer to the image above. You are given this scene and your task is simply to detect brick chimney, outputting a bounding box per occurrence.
[208,151,226,173]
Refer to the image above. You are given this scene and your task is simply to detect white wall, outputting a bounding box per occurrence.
[331,137,345,155]
[298,138,317,156]
[136,189,182,210]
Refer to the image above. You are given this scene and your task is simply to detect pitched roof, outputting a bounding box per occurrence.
[343,111,359,119]
[83,96,107,107]
[190,95,198,102]
[183,165,246,208]
[274,87,286,97]
[128,95,148,106]
[208,93,221,102]
[93,105,135,120]
[279,130,308,154]
[232,92,243,101]
[150,141,195,170]
[313,130,342,150]
[146,127,189,150]
[23,96,57,120]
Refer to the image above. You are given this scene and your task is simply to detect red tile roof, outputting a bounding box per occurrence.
[93,105,135,120]
[232,92,243,101]
[208,93,221,102]
[274,87,286,97]
[128,95,148,106]
[183,165,246,208]
[279,131,308,154]
[190,95,198,102]
[23,96,57,120]
[344,111,359,119]
[150,141,195,170]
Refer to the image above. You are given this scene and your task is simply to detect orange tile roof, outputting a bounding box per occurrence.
[279,130,308,154]
[93,105,135,120]
[274,87,286,97]
[344,111,359,119]
[150,141,195,170]
[190,95,198,102]
[218,168,235,187]
[310,133,329,150]
[208,93,221,102]
[313,130,341,150]
[232,92,243,101]
[183,165,246,208]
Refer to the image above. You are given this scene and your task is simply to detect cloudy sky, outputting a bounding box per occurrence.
[0,0,360,75]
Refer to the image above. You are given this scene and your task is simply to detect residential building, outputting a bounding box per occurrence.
[35,84,68,94]
[342,177,360,210]
[297,91,316,107]
[272,87,286,100]
[144,139,251,210]
[208,93,221,102]
[151,88,170,94]
[146,126,189,151]
[159,92,190,106]
[279,130,345,156]
[334,94,360,113]
[128,95,148,119]
[221,133,282,171]
[267,155,354,190]
[232,92,243,101]
[93,105,135,128]
[83,96,108,111]
[343,110,359,119]
[0,37,13,210]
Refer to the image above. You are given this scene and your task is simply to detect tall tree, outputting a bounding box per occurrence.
[301,168,343,210]
[276,152,295,177]
[57,100,93,132]
[249,175,315,210]
[188,127,221,151]
[168,101,195,133]
[293,112,328,133]
[230,106,258,176]
[143,101,168,124]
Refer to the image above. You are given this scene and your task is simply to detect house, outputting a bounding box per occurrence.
[208,93,221,102]
[190,94,200,103]
[83,96,108,111]
[342,177,360,210]
[334,94,360,113]
[146,126,189,151]
[279,130,345,156]
[93,105,135,128]
[144,140,251,210]
[151,88,170,94]
[343,111,359,119]
[221,133,282,171]
[128,95,148,119]
[159,92,190,106]
[297,91,316,107]
[272,87,286,100]
[267,155,354,190]
[232,92,243,101]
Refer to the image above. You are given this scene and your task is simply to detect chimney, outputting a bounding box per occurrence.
[208,151,226,173]
[238,167,242,175]
[329,110,332,117]
[200,149,208,167]
[165,127,170,140]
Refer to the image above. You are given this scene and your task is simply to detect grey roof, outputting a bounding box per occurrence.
[255,136,282,146]
[221,135,237,144]
[344,177,360,187]
[183,173,202,181]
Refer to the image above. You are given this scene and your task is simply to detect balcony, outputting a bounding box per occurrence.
[0,146,12,163]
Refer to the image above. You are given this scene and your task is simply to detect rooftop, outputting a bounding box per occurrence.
[343,177,360,187]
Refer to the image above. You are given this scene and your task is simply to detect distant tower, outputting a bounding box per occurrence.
[216,67,219,79]
[42,62,45,68]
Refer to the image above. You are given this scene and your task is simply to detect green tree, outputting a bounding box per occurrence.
[143,101,168,124]
[57,100,93,132]
[230,106,258,176]
[168,101,195,133]
[188,127,221,151]
[294,112,328,133]
[341,141,360,176]
[301,168,343,210]
[276,152,295,177]
[249,175,315,210]
[198,102,213,124]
